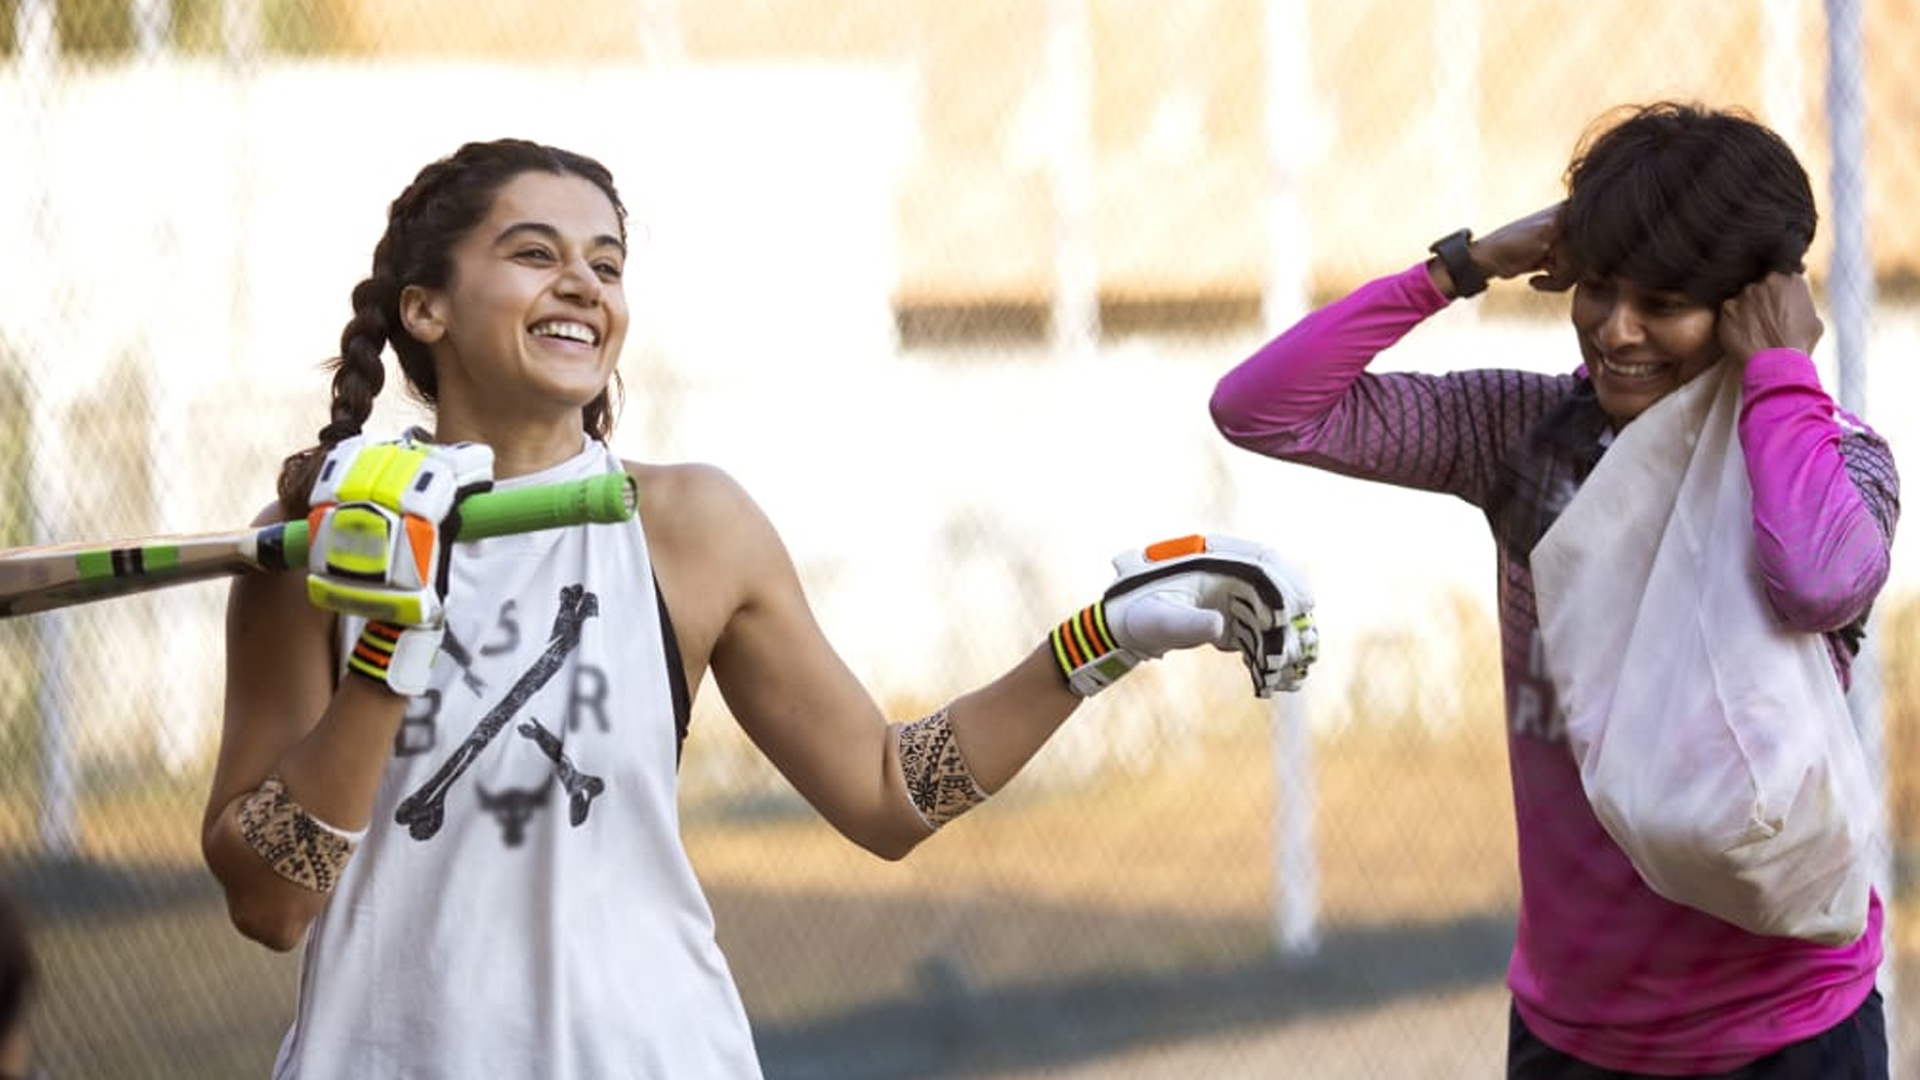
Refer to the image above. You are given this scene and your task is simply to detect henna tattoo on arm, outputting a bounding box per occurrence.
[895,707,990,831]
[237,775,362,893]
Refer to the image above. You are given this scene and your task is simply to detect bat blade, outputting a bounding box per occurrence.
[0,472,635,619]
[0,529,278,617]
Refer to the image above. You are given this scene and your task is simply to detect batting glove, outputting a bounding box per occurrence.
[1050,534,1318,698]
[305,434,494,695]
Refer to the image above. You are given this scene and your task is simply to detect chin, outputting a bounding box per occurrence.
[1593,389,1649,426]
[535,378,611,409]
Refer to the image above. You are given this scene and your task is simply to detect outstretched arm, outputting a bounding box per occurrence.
[704,495,1072,858]
[1210,206,1576,503]
[1208,264,1451,456]
[652,466,1309,861]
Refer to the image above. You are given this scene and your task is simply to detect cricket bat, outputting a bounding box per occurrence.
[0,472,637,618]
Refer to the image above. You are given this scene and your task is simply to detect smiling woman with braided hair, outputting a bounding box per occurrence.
[201,138,1319,1078]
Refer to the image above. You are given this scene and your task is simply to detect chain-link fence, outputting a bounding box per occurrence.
[2,1,1917,1076]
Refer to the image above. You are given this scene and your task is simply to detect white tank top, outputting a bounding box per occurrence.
[274,439,762,1079]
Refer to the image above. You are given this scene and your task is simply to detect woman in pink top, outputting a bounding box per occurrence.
[1211,102,1896,1077]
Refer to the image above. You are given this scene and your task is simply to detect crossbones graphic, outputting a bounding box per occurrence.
[394,585,600,842]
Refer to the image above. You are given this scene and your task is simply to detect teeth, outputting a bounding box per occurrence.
[531,321,598,346]
[1603,357,1661,378]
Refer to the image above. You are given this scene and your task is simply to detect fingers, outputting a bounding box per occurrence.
[304,436,495,626]
[1100,535,1321,696]
[1528,270,1576,294]
[1115,594,1227,658]
[1718,272,1822,361]
[1477,202,1565,284]
[1214,579,1318,696]
[1232,619,1314,698]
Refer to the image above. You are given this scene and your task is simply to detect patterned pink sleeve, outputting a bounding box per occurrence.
[1739,347,1898,632]
[1209,262,1449,452]
[1209,262,1574,505]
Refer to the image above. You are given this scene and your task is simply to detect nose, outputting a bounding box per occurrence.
[1593,298,1643,351]
[554,256,603,306]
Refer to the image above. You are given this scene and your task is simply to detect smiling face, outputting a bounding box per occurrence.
[402,170,630,438]
[1571,273,1724,427]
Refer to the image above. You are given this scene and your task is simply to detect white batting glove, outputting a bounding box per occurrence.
[1050,534,1318,698]
[305,433,494,694]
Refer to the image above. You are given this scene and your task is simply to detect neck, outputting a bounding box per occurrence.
[427,413,591,480]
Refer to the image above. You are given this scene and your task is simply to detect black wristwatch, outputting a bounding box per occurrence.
[1428,228,1489,298]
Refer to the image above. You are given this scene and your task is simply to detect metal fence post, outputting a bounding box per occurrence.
[1824,0,1896,1061]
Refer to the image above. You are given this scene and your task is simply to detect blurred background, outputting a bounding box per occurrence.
[1,0,1916,1076]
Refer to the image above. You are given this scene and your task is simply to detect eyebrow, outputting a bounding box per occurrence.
[493,221,626,256]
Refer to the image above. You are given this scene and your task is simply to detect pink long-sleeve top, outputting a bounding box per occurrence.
[1211,262,1900,1073]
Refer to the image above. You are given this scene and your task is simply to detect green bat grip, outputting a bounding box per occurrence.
[277,472,638,567]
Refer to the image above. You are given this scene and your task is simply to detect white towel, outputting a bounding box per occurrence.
[1532,363,1876,944]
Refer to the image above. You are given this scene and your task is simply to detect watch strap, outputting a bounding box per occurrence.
[1429,228,1489,298]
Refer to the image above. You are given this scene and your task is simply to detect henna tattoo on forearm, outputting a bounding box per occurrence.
[895,706,990,830]
[237,775,360,893]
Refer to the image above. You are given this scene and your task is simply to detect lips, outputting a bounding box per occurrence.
[1599,356,1664,380]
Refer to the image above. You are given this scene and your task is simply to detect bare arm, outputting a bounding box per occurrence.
[201,502,409,951]
[644,464,1080,862]
[1425,202,1572,299]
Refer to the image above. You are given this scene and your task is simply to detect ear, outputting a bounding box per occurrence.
[399,284,448,345]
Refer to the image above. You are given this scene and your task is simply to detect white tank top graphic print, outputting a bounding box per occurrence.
[275,439,762,1079]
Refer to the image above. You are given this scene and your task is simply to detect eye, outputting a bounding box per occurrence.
[593,259,624,282]
[513,245,556,264]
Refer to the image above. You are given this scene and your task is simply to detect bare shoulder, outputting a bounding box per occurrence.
[622,460,763,531]
[622,459,784,557]
[621,460,790,661]
[247,497,292,528]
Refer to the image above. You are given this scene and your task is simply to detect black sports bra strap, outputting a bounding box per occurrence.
[652,573,693,762]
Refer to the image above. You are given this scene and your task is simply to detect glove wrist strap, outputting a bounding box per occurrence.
[346,620,440,696]
[1049,601,1144,697]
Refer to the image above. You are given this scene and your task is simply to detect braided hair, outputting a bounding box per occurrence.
[276,139,628,516]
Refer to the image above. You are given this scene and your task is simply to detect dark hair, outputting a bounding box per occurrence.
[277,139,629,515]
[0,890,33,1037]
[1558,101,1816,306]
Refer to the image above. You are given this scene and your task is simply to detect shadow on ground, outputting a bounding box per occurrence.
[11,854,1912,1080]
[3,852,215,917]
[746,903,1514,1080]
[8,852,1516,1079]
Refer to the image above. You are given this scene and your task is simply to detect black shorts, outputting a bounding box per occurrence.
[1507,988,1887,1080]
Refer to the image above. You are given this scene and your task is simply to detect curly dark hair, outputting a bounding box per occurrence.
[277,139,629,515]
[1558,101,1816,306]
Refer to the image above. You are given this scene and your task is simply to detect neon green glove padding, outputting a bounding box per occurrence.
[305,433,494,694]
